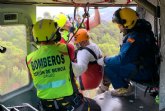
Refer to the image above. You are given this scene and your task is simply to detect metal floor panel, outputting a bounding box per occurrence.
[94,90,158,111]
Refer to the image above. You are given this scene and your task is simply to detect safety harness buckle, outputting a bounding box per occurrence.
[67,105,75,111]
[73,94,82,105]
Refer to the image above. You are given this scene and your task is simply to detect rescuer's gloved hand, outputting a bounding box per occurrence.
[97,57,105,66]
[69,26,75,33]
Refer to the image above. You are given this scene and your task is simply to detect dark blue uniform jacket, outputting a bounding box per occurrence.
[104,19,157,88]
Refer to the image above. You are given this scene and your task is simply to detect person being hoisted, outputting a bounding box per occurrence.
[72,28,103,90]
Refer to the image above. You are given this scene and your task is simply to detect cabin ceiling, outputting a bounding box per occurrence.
[0,0,136,6]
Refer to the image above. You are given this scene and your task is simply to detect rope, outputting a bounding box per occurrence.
[84,4,90,30]
[67,2,90,44]
[126,0,132,4]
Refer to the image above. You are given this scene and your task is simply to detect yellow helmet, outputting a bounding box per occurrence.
[54,13,68,28]
[74,29,89,44]
[32,19,59,42]
[112,8,138,29]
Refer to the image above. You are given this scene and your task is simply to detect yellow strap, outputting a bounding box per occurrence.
[48,105,53,107]
[56,98,64,100]
[88,107,90,111]
[62,102,69,106]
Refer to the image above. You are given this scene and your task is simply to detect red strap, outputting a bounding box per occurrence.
[127,0,132,4]
[86,17,89,30]
[84,5,90,31]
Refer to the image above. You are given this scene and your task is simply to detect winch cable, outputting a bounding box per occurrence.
[67,2,90,44]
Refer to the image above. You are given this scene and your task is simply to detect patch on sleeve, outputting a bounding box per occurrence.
[127,38,135,43]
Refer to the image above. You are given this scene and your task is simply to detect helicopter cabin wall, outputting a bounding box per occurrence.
[0,4,39,108]
[142,0,165,110]
[160,0,165,111]
[140,0,165,110]
[136,0,165,111]
[0,4,36,24]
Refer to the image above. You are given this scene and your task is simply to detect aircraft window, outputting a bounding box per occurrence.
[0,25,29,95]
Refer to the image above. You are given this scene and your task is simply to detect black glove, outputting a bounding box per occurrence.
[69,26,75,33]
[0,45,6,53]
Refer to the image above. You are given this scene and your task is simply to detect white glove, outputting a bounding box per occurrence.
[97,57,105,66]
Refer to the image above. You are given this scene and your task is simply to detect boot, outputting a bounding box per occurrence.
[96,76,111,95]
[111,84,133,96]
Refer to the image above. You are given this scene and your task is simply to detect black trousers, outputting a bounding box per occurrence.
[40,97,101,111]
[82,97,101,111]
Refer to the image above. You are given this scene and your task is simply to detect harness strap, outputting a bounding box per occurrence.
[79,76,85,90]
[82,47,97,60]
[75,47,97,60]
[40,93,84,111]
[82,98,91,111]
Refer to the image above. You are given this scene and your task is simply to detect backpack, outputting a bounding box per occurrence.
[130,19,160,96]
[141,19,160,84]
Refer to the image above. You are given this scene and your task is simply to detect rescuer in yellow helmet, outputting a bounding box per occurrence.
[26,19,101,111]
[97,7,159,97]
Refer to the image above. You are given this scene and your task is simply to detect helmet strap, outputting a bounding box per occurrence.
[113,8,126,26]
[35,37,39,43]
[54,30,61,43]
[76,43,81,49]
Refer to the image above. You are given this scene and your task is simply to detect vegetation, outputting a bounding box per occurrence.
[0,25,29,95]
[90,21,122,56]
